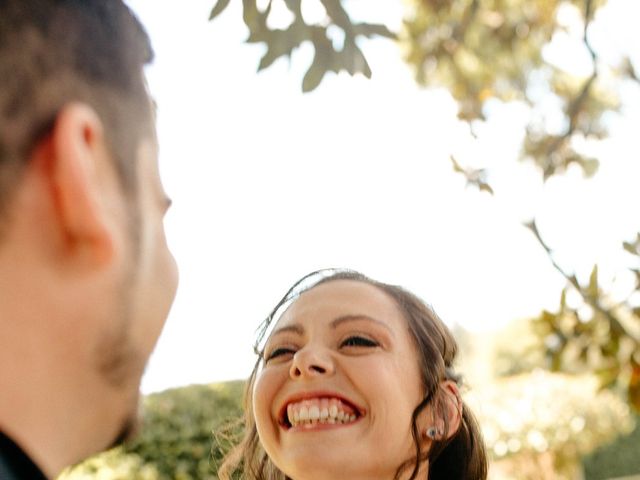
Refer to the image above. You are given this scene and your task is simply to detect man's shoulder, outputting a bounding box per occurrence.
[0,431,48,480]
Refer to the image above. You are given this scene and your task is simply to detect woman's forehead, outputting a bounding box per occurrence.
[275,279,402,327]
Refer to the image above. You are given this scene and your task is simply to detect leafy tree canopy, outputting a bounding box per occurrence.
[209,0,640,410]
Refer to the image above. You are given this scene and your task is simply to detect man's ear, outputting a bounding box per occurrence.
[45,102,117,266]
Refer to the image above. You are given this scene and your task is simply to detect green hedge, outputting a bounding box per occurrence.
[583,414,640,480]
[59,381,244,480]
[59,381,639,480]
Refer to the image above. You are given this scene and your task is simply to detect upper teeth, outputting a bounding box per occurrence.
[287,398,358,427]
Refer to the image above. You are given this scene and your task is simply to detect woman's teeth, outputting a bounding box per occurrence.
[286,398,358,427]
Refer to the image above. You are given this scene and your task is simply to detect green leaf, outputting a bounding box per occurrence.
[588,265,598,298]
[302,28,334,92]
[353,23,397,40]
[283,0,302,16]
[355,45,372,78]
[242,0,264,32]
[580,157,600,177]
[541,310,558,327]
[596,367,619,389]
[257,25,306,71]
[209,0,232,20]
[551,351,562,371]
[302,59,326,92]
[623,241,637,255]
[476,182,492,194]
[319,0,352,30]
[341,38,370,77]
[450,155,465,174]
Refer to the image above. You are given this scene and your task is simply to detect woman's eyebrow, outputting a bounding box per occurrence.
[330,314,395,337]
[269,324,304,338]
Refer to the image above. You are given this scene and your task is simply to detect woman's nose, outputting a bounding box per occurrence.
[289,345,335,379]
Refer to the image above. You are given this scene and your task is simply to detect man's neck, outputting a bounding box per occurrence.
[0,339,116,479]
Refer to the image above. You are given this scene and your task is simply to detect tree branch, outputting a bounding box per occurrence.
[525,220,640,342]
[583,0,597,62]
[543,0,600,174]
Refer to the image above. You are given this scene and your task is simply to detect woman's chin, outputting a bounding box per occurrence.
[277,447,359,478]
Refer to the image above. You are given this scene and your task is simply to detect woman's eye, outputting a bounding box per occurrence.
[340,336,379,348]
[265,347,295,362]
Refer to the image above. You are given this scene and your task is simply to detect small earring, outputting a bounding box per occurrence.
[426,427,441,439]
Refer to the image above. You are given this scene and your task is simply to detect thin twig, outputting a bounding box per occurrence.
[525,220,639,342]
[545,72,597,162]
[452,0,479,43]
[544,0,600,166]
[583,0,597,62]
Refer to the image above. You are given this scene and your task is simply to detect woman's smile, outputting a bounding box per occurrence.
[278,393,365,430]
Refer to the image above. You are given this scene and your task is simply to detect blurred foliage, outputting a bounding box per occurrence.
[488,319,640,480]
[209,0,395,92]
[492,318,548,377]
[582,413,640,480]
[403,0,618,179]
[58,381,244,480]
[466,370,635,479]
[208,0,640,412]
[528,223,640,412]
[207,0,637,178]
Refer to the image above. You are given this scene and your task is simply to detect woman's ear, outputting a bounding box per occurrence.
[440,380,462,440]
[421,380,462,442]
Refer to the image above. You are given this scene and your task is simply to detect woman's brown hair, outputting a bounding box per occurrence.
[218,269,487,480]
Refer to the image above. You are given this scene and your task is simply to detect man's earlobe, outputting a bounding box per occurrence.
[47,103,116,266]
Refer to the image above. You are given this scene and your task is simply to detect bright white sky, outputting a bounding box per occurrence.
[125,0,640,394]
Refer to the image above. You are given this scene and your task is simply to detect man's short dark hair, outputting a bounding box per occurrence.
[0,0,155,222]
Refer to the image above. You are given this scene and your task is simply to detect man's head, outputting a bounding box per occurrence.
[0,0,154,218]
[0,1,178,477]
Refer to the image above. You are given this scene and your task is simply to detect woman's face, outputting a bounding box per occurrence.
[253,280,426,480]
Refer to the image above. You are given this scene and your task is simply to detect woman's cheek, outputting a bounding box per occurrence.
[253,368,280,435]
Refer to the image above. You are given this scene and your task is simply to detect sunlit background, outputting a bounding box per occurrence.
[125,0,640,395]
[55,2,640,479]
